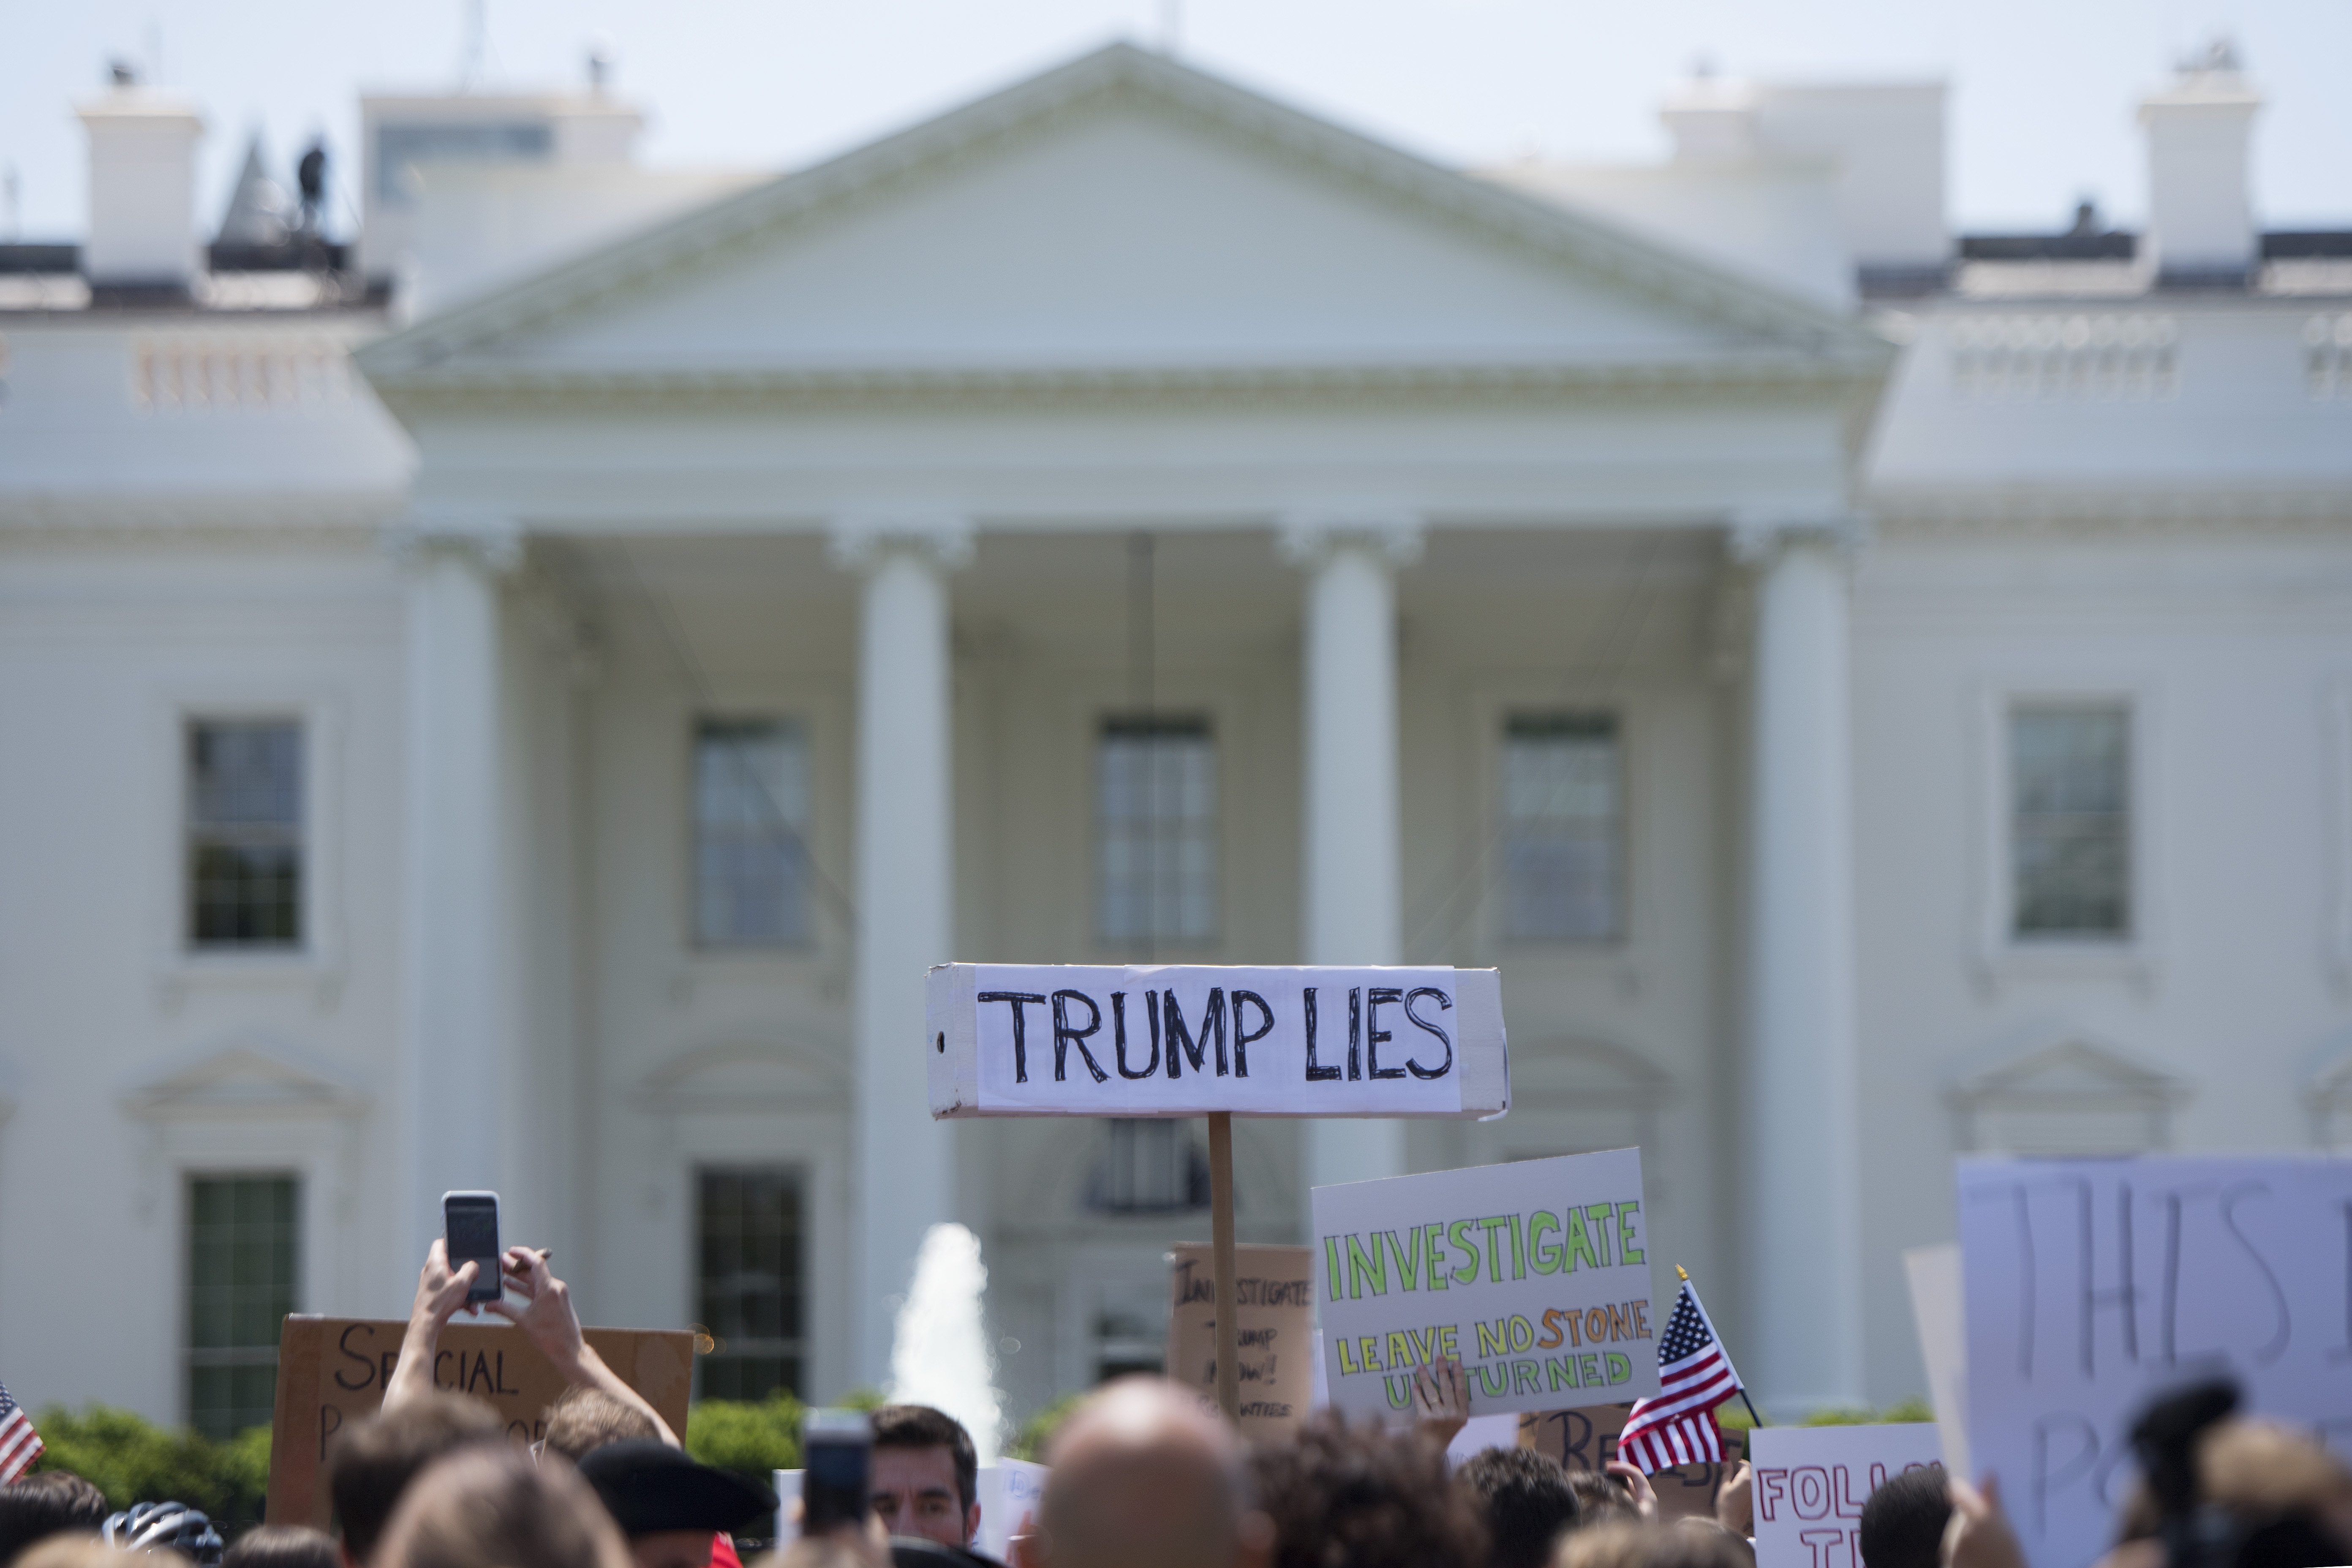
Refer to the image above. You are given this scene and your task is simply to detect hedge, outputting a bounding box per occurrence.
[30,1407,272,1535]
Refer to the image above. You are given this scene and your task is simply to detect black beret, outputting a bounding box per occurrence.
[577,1441,779,1537]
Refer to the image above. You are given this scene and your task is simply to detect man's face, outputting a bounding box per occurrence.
[629,1531,715,1568]
[871,1443,976,1548]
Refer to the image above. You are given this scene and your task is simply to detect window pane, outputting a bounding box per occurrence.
[695,1168,804,1401]
[1095,719,1217,947]
[693,720,811,948]
[1500,714,1623,941]
[187,721,302,949]
[185,1175,299,1439]
[1087,1119,1209,1214]
[2011,705,2132,938]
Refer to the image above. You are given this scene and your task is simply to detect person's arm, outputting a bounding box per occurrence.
[1944,1475,2027,1568]
[1717,1459,1754,1537]
[489,1245,681,1447]
[1606,1459,1661,1522]
[1410,1356,1470,1452]
[384,1240,480,1411]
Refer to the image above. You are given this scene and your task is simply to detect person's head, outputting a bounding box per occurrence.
[223,1527,341,1568]
[326,1393,507,1568]
[576,1440,779,1568]
[2114,1417,2352,1558]
[0,1472,111,1567]
[869,1406,978,1549]
[1562,1473,1639,1530]
[1857,1465,1948,1568]
[1039,1376,1269,1568]
[11,1538,134,1568]
[1551,1522,1751,1568]
[543,1388,661,1464]
[1249,1410,1487,1568]
[373,1447,632,1568]
[1459,1448,1580,1568]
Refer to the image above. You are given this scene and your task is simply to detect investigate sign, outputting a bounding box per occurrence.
[1312,1149,1659,1418]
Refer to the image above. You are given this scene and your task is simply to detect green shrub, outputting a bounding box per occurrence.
[30,1406,271,1535]
[1798,1398,1936,1428]
[1006,1395,1082,1463]
[686,1392,806,1480]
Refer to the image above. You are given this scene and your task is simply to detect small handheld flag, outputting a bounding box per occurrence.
[1617,1271,1745,1474]
[0,1380,43,1483]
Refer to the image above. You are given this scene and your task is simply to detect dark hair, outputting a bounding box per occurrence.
[1458,1448,1581,1568]
[327,1394,506,1563]
[1250,1412,1488,1568]
[872,1406,977,1516]
[223,1526,341,1568]
[374,1447,632,1568]
[1556,1520,1753,1568]
[1857,1465,1949,1568]
[1563,1470,1641,1527]
[542,1387,659,1463]
[0,1472,110,1567]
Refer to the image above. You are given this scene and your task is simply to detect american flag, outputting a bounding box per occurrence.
[0,1381,42,1483]
[1617,1279,1742,1473]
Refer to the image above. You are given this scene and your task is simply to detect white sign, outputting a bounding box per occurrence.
[1312,1149,1661,1419]
[928,964,1508,1119]
[1748,1424,1943,1568]
[1958,1155,2352,1568]
[975,1459,1048,1562]
[1904,1243,1970,1479]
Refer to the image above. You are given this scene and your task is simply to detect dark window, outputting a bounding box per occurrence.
[695,1168,804,1400]
[186,1175,299,1439]
[1500,713,1623,941]
[1087,1120,1209,1214]
[693,719,811,949]
[188,721,302,949]
[1096,717,1217,947]
[2011,705,2132,938]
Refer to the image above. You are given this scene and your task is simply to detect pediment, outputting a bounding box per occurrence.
[361,44,1884,399]
[1946,1030,2186,1110]
[123,1040,368,1122]
[638,1038,847,1113]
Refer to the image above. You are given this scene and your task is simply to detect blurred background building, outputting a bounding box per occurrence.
[0,36,2347,1436]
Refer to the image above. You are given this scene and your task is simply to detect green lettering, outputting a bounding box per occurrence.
[1473,1361,1511,1398]
[1358,1335,1384,1371]
[1546,1355,1581,1392]
[1337,1336,1360,1375]
[1605,1351,1632,1385]
[1480,1215,1514,1282]
[1511,1360,1543,1396]
[1422,1222,1451,1291]
[1324,1236,1345,1297]
[1577,1352,1602,1385]
[1475,1318,1509,1358]
[1584,1204,1617,1266]
[1529,1210,1563,1274]
[1438,1324,1462,1358]
[1509,1213,1527,1279]
[1616,1200,1645,1264]
[1449,1220,1482,1286]
[1563,1207,1603,1271]
[1346,1233,1388,1299]
[1383,1375,1413,1410]
[1384,1228,1423,1292]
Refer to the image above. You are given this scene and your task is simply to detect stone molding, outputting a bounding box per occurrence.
[378,507,524,574]
[1274,509,1426,569]
[825,513,976,574]
[1727,508,1871,566]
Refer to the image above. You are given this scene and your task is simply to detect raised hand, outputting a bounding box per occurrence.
[1411,1355,1472,1450]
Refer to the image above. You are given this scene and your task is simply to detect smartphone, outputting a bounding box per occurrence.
[441,1190,503,1304]
[800,1408,873,1536]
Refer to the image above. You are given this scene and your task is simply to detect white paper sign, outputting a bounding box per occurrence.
[1904,1243,1971,1479]
[974,1459,1048,1562]
[1312,1149,1661,1418]
[1958,1155,2352,1568]
[928,964,1508,1119]
[1748,1424,1943,1568]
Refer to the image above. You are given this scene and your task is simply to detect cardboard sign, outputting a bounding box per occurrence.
[1164,1244,1315,1439]
[1312,1149,1660,1418]
[264,1316,694,1527]
[1748,1424,1942,1568]
[928,965,1508,1119]
[1957,1155,2352,1568]
[1516,1403,1747,1522]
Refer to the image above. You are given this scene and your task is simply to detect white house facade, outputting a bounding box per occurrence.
[1,40,2347,1435]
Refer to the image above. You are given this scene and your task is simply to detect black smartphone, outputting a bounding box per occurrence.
[441,1190,502,1304]
[801,1409,873,1536]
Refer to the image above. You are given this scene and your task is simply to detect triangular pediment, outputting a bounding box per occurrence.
[123,1040,368,1122]
[638,1038,848,1113]
[360,44,1884,397]
[1946,1029,2186,1110]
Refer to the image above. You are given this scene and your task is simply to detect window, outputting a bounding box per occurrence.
[186,1175,299,1439]
[1087,1120,1210,1214]
[187,721,303,949]
[695,1168,804,1400]
[1500,713,1623,942]
[1095,718,1217,947]
[2011,705,2131,939]
[693,719,811,949]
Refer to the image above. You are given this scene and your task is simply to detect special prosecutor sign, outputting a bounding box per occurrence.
[928,964,1508,1119]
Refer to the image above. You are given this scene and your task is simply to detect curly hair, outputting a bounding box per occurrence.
[1458,1447,1582,1568]
[1249,1413,1487,1568]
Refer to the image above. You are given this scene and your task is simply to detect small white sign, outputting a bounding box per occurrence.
[974,1459,1048,1562]
[928,964,1508,1119]
[1311,1149,1660,1418]
[1748,1424,1943,1568]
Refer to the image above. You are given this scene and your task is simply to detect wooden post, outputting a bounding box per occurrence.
[1208,1111,1240,1424]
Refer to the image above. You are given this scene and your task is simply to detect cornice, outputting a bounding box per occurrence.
[1869,487,2352,539]
[0,491,400,549]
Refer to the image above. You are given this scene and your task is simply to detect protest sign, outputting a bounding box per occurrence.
[264,1316,694,1527]
[1517,1403,1747,1521]
[975,1458,1049,1562]
[1312,1149,1659,1419]
[1748,1424,1942,1568]
[1903,1243,1969,1478]
[1165,1243,1315,1439]
[1958,1155,2352,1568]
[927,965,1508,1119]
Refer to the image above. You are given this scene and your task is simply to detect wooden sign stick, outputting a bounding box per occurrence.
[1209,1111,1240,1424]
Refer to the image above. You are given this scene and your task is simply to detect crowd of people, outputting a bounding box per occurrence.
[3,1242,2350,1568]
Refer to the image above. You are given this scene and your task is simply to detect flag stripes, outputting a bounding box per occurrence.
[0,1381,43,1483]
[1616,1279,1741,1476]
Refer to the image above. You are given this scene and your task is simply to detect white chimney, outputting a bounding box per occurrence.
[76,66,204,289]
[2139,41,2259,281]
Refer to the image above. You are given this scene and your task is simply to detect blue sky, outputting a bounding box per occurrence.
[1,0,2346,244]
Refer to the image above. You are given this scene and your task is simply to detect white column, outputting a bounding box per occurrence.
[1734,515,1865,1413]
[1281,514,1423,1196]
[397,524,519,1276]
[833,517,970,1387]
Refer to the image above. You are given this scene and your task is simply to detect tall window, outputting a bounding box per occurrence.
[1500,713,1623,941]
[1095,718,1217,947]
[1087,1120,1210,1214]
[2011,704,2132,938]
[695,1168,804,1400]
[693,719,810,948]
[187,721,302,949]
[186,1175,299,1439]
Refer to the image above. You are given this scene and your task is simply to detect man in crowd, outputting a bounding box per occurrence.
[0,1473,109,1567]
[1458,1449,1581,1568]
[1037,1377,1272,1568]
[328,1394,506,1568]
[577,1441,777,1568]
[870,1406,981,1551]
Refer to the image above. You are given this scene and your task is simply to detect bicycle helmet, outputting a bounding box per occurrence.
[102,1501,225,1568]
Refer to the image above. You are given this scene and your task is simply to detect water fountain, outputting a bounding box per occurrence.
[887,1222,1005,1463]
